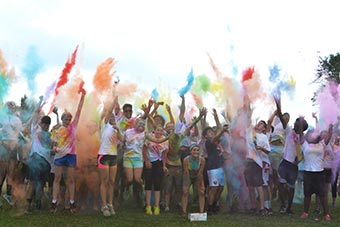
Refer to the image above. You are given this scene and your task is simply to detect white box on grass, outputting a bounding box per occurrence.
[188,212,207,221]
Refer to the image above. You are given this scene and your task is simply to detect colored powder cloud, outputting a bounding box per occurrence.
[178,68,194,97]
[22,46,44,94]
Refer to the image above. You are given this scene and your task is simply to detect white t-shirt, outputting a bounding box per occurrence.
[246,129,262,167]
[302,141,324,172]
[271,117,289,143]
[256,132,271,164]
[98,123,119,156]
[145,135,169,162]
[123,128,145,158]
[30,124,53,166]
[281,128,300,164]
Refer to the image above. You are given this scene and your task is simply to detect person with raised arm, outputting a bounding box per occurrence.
[299,123,333,221]
[50,86,86,214]
[25,96,53,212]
[203,121,229,215]
[97,86,123,216]
[275,96,308,215]
[143,124,170,215]
[163,102,207,212]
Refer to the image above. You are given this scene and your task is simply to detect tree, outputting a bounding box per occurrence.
[312,53,340,103]
[315,53,340,83]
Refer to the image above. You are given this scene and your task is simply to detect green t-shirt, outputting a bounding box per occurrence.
[166,133,185,166]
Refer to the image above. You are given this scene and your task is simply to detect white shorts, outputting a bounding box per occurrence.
[207,167,224,187]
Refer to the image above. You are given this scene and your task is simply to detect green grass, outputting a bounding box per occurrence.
[1,197,340,227]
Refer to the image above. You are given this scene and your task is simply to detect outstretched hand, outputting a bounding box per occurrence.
[199,107,208,117]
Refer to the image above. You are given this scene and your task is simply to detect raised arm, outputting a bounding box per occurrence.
[179,95,185,123]
[212,108,222,130]
[200,109,207,132]
[149,101,163,119]
[183,107,207,136]
[72,87,86,127]
[22,96,44,138]
[274,96,288,129]
[266,110,277,133]
[212,124,229,144]
[27,96,44,126]
[165,104,175,125]
[141,102,155,132]
[104,87,117,124]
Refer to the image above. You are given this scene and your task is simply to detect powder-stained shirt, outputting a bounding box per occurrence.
[123,128,145,159]
[145,135,169,162]
[51,122,77,158]
[281,128,301,164]
[30,124,53,166]
[302,141,324,172]
[98,123,119,156]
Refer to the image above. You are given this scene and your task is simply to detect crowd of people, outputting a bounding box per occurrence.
[0,83,340,223]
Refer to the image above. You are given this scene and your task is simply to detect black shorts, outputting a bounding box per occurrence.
[278,159,298,189]
[303,171,325,197]
[97,155,117,168]
[244,160,263,187]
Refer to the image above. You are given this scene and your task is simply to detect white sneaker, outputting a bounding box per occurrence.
[2,194,14,206]
[107,204,115,215]
[164,207,170,212]
[101,205,111,217]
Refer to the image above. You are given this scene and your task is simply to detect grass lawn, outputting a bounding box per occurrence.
[0,195,340,227]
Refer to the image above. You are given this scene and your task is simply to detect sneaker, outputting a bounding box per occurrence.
[259,209,267,216]
[265,208,273,215]
[154,206,160,215]
[145,205,152,215]
[24,203,33,214]
[279,205,286,214]
[2,194,14,206]
[70,202,78,214]
[50,202,57,213]
[164,206,170,212]
[107,204,115,215]
[300,212,308,219]
[324,214,331,221]
[101,205,111,217]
